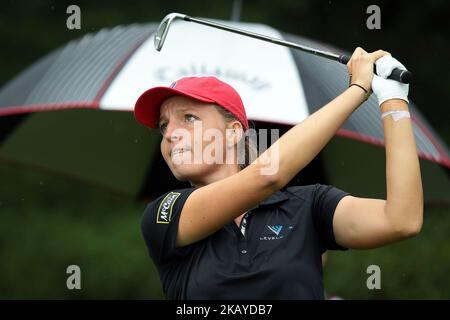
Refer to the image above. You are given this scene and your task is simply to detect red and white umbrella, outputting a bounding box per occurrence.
[0,19,449,203]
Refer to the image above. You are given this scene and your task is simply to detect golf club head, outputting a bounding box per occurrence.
[154,13,187,51]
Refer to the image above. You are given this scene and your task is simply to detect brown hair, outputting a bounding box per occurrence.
[212,104,257,171]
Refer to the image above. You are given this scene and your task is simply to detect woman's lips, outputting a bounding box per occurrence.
[171,148,191,156]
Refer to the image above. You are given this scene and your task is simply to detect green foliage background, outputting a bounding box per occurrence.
[0,0,449,299]
[1,163,449,299]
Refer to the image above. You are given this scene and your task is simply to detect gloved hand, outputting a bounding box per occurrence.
[372,55,409,106]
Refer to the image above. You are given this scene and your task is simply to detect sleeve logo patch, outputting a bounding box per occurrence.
[156,192,181,224]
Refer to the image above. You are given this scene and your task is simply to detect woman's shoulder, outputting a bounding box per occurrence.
[283,183,349,202]
[140,187,196,237]
[282,183,319,200]
[146,187,195,205]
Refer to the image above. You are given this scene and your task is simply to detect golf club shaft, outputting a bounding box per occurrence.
[183,15,411,84]
[185,16,341,61]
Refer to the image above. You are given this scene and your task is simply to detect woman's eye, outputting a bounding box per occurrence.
[185,114,198,122]
[159,123,167,134]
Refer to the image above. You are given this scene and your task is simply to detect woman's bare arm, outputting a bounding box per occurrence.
[263,85,367,188]
[333,98,423,249]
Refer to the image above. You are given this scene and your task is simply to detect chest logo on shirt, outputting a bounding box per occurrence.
[156,192,181,224]
[260,224,294,241]
[268,225,283,236]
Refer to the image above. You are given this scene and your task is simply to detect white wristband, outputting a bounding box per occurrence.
[381,110,410,122]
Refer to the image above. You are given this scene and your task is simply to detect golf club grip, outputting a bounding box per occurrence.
[339,55,412,84]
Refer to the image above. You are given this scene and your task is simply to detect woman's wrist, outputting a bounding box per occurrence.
[347,83,370,104]
[349,83,369,94]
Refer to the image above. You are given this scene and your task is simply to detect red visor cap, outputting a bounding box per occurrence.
[134,76,249,130]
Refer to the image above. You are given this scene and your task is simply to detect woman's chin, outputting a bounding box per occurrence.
[170,163,209,183]
[171,165,197,181]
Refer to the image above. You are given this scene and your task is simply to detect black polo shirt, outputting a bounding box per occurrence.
[141,183,351,299]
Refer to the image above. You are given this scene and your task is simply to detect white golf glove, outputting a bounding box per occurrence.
[372,55,409,106]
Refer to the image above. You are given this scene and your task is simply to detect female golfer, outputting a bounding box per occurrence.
[134,47,423,299]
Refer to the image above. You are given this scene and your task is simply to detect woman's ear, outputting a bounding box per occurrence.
[226,121,244,148]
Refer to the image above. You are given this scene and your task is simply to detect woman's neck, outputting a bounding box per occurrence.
[191,164,240,188]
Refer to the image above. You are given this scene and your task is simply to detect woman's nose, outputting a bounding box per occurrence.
[163,122,182,142]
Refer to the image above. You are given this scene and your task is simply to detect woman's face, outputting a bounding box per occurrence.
[158,95,240,184]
